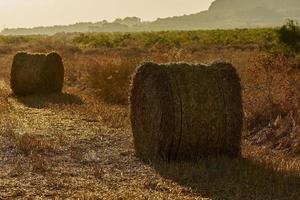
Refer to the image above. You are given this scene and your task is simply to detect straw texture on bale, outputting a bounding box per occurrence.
[11,52,64,96]
[130,62,243,161]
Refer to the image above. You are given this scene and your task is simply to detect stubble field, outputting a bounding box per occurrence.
[0,30,300,199]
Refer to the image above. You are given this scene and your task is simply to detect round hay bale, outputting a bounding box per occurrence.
[130,62,243,161]
[10,52,64,96]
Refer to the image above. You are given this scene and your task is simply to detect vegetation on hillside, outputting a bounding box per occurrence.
[0,28,280,50]
[1,25,299,56]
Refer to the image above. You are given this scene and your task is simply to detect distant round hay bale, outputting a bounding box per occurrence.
[130,62,243,161]
[10,52,64,95]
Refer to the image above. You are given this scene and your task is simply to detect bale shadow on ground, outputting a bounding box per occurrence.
[14,93,83,108]
[153,156,300,200]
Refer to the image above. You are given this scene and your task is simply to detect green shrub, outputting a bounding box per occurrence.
[277,20,300,54]
[73,34,113,48]
[0,35,44,45]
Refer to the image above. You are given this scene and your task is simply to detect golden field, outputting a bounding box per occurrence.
[0,29,300,199]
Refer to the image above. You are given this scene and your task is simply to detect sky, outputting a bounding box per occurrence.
[0,0,214,29]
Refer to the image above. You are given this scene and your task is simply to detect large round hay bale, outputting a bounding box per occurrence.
[130,62,243,161]
[10,52,64,96]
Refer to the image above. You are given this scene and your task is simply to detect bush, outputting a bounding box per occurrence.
[73,34,113,48]
[277,20,300,54]
[88,57,139,104]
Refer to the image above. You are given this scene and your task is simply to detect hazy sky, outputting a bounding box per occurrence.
[0,0,214,29]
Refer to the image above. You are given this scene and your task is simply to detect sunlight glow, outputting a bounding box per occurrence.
[0,0,214,28]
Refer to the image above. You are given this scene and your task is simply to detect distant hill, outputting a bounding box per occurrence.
[208,0,300,24]
[2,0,300,35]
[147,0,300,30]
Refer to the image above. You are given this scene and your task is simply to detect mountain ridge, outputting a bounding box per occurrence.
[2,0,300,35]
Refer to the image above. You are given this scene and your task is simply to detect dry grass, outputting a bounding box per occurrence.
[16,133,57,156]
[0,38,300,199]
[156,147,300,200]
[0,129,59,175]
[87,56,140,104]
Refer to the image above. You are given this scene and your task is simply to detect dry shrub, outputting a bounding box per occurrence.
[16,133,57,156]
[30,152,49,174]
[243,53,300,154]
[93,165,105,180]
[292,135,300,154]
[9,153,49,175]
[70,145,84,161]
[245,54,300,121]
[88,56,140,104]
[130,62,243,161]
[8,160,27,177]
[0,127,18,147]
[245,54,300,128]
[1,131,53,174]
[11,52,64,96]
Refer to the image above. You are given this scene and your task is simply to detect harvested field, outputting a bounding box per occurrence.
[0,34,300,199]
